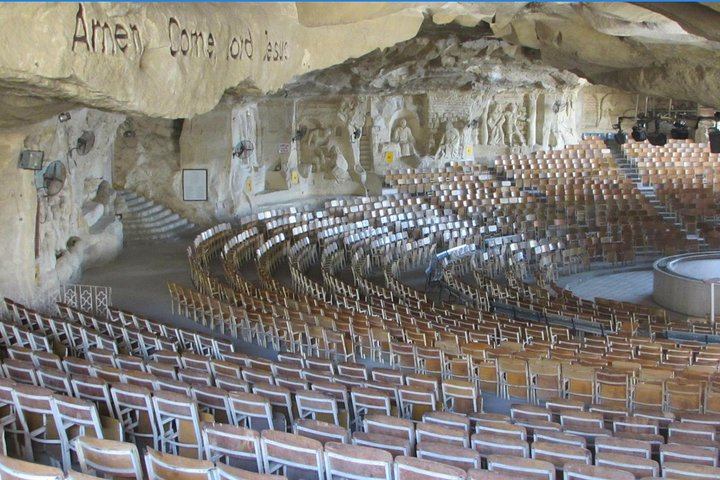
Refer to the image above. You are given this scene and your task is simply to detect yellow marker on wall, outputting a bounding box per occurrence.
[466,145,473,156]
[291,170,299,185]
[385,151,394,164]
[245,178,253,192]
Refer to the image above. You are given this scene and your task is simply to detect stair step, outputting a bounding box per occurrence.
[119,189,197,244]
[126,203,165,218]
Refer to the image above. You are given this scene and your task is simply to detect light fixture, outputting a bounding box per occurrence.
[58,112,71,123]
[670,117,689,140]
[18,150,44,170]
[123,130,136,138]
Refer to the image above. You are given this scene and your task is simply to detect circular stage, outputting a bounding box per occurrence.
[653,252,720,317]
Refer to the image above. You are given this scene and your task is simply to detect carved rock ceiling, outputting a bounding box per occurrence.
[1,2,720,127]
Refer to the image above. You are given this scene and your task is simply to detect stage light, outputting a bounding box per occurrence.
[631,126,647,142]
[58,112,71,123]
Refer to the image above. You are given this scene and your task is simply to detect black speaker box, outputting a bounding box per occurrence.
[709,128,720,154]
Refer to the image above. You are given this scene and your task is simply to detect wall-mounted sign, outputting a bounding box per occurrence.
[278,143,290,154]
[182,169,207,201]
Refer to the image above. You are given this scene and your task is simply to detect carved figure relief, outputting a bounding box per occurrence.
[488,105,506,146]
[392,118,417,157]
[504,102,526,146]
[435,120,461,161]
[306,127,333,168]
[338,96,367,169]
[327,138,350,183]
[284,139,299,189]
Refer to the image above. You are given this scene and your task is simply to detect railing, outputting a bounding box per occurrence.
[56,284,112,317]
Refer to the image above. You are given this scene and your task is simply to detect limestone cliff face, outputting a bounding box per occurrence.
[0,2,718,128]
[0,2,425,126]
[0,109,124,308]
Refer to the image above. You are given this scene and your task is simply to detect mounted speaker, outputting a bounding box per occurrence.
[647,132,667,146]
[76,131,95,155]
[709,128,720,154]
[18,150,44,170]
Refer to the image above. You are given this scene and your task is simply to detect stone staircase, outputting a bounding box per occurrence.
[359,125,373,172]
[118,190,198,243]
[610,143,711,252]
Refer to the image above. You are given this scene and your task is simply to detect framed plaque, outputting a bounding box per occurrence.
[182,169,208,201]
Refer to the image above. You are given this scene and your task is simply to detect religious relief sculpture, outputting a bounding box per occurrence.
[284,138,300,189]
[327,138,351,184]
[435,120,462,161]
[338,96,367,169]
[488,105,506,146]
[547,94,575,148]
[392,118,417,158]
[504,102,526,146]
[306,127,334,168]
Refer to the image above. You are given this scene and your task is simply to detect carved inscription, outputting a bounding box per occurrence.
[71,3,289,65]
[72,3,142,55]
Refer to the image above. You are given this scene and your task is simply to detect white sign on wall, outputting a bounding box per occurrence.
[182,169,208,201]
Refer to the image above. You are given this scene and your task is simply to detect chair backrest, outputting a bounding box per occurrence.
[202,423,262,473]
[417,441,481,470]
[260,429,324,480]
[192,385,231,423]
[393,455,466,480]
[0,454,64,480]
[144,447,214,480]
[351,431,411,457]
[660,443,719,467]
[109,382,159,446]
[324,441,393,480]
[563,462,636,480]
[122,370,159,390]
[215,462,288,480]
[215,374,250,393]
[466,469,515,480]
[294,419,350,445]
[487,454,554,480]
[152,390,201,440]
[363,414,415,444]
[296,390,339,424]
[441,379,480,415]
[475,421,527,440]
[2,359,38,385]
[661,462,720,479]
[53,394,106,446]
[594,437,652,459]
[531,440,591,471]
[423,411,471,432]
[471,433,530,459]
[229,391,275,430]
[416,422,469,447]
[37,367,72,396]
[594,452,659,478]
[351,387,391,420]
[75,436,143,479]
[12,384,55,424]
[398,384,436,420]
[71,375,114,418]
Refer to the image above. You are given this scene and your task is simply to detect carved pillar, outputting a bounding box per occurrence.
[528,91,539,147]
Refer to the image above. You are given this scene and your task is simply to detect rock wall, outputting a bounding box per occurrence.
[0,3,425,126]
[0,108,124,308]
